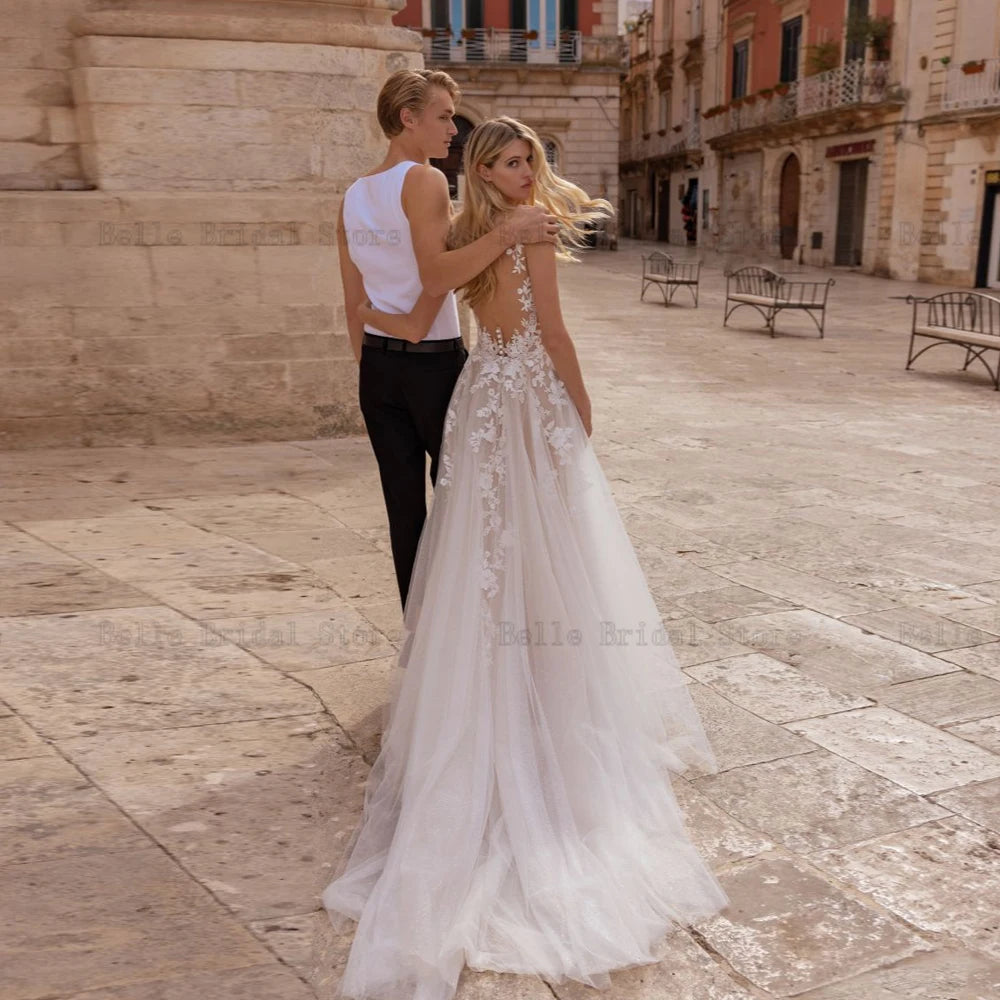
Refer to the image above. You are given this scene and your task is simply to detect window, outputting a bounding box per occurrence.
[691,0,702,37]
[732,40,749,99]
[541,137,559,170]
[845,0,869,62]
[780,17,802,83]
[658,91,669,131]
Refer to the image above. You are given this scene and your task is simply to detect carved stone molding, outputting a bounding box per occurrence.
[69,0,419,52]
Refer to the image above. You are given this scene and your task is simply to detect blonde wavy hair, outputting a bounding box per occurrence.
[448,116,613,308]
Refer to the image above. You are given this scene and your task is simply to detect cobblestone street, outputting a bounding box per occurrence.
[2,243,1000,1000]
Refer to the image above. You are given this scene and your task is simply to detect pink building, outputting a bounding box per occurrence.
[391,1,622,221]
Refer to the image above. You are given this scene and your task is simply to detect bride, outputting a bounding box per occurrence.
[321,116,730,1000]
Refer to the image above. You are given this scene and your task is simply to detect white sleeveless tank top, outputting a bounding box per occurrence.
[342,161,461,341]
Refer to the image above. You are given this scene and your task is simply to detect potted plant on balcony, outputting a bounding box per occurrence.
[758,87,774,100]
[805,41,840,77]
[744,93,758,105]
[657,128,667,136]
[461,28,477,40]
[774,82,790,96]
[525,29,539,40]
[962,59,986,74]
[846,12,893,62]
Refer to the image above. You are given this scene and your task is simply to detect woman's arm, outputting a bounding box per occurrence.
[404,166,559,296]
[358,290,447,344]
[523,242,592,437]
[337,202,366,363]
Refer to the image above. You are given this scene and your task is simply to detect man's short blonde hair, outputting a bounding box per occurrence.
[376,69,460,139]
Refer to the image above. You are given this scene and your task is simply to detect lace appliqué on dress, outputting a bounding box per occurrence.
[436,243,585,653]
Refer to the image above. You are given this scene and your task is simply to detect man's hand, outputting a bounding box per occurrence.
[500,205,560,248]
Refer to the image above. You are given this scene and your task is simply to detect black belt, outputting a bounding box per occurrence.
[362,332,464,353]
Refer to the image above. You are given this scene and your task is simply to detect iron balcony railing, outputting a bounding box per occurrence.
[704,60,894,140]
[415,27,583,65]
[942,58,1000,111]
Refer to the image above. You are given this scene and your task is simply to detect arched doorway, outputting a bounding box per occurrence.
[431,115,475,199]
[779,153,801,260]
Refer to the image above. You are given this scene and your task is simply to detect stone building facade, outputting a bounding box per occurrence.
[0,0,421,449]
[392,1,621,217]
[620,0,1000,289]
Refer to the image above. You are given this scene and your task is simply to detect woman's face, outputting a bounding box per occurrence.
[478,138,534,204]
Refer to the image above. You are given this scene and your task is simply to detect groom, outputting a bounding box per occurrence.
[338,69,558,610]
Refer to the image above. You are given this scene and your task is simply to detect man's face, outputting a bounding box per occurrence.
[411,87,458,159]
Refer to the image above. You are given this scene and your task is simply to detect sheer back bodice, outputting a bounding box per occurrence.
[473,244,540,352]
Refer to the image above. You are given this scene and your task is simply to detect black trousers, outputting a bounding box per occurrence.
[359,342,468,610]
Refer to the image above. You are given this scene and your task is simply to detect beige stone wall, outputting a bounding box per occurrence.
[0,191,357,449]
[0,0,89,189]
[0,1,422,450]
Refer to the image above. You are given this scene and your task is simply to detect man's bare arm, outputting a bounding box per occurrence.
[404,165,558,297]
[337,202,367,363]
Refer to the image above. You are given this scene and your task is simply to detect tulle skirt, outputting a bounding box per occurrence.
[321,331,730,1000]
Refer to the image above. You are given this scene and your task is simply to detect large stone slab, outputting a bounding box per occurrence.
[0,716,56,760]
[16,513,213,551]
[204,606,395,672]
[672,584,798,622]
[0,607,319,738]
[60,715,361,922]
[694,749,949,852]
[0,755,147,866]
[711,558,895,617]
[547,926,757,1000]
[785,706,1000,794]
[948,714,1000,755]
[309,553,400,604]
[669,778,774,867]
[686,653,871,723]
[810,816,1000,959]
[662,616,753,667]
[686,684,811,772]
[874,670,1000,726]
[695,857,928,996]
[938,641,1000,681]
[713,609,962,693]
[841,606,998,652]
[1,848,273,998]
[135,569,341,619]
[0,560,152,616]
[930,777,1000,834]
[292,655,396,761]
[54,965,317,1000]
[794,947,1000,1000]
[244,526,378,562]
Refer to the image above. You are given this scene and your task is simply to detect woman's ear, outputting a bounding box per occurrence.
[400,107,416,130]
[476,163,491,183]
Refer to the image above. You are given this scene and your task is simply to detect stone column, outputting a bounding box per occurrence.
[0,0,420,448]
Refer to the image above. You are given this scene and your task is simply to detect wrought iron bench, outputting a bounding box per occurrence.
[723,265,835,337]
[905,291,1000,390]
[640,251,702,307]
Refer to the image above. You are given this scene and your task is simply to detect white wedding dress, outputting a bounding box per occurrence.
[322,244,730,1000]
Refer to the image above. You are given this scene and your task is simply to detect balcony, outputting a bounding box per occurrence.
[414,27,582,66]
[704,60,895,141]
[942,59,1000,111]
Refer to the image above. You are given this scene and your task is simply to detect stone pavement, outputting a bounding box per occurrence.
[2,242,1000,1000]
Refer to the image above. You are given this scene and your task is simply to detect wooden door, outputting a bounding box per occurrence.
[835,159,868,266]
[779,154,800,260]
